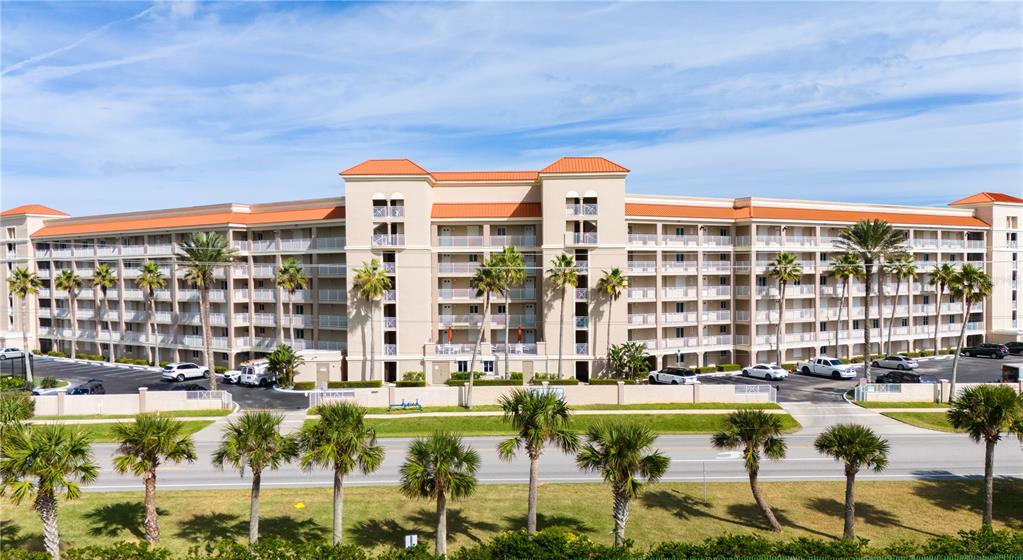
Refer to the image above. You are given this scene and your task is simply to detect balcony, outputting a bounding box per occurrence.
[384,344,397,356]
[940,239,966,250]
[319,315,348,329]
[574,288,589,300]
[316,237,346,250]
[97,246,118,257]
[493,343,538,355]
[490,235,536,247]
[662,312,697,324]
[148,244,173,255]
[661,261,697,274]
[438,262,480,274]
[914,261,937,272]
[319,289,347,302]
[575,343,589,355]
[178,289,200,302]
[500,287,536,300]
[251,289,275,302]
[251,240,276,252]
[662,287,697,299]
[252,313,275,327]
[383,290,397,302]
[437,235,483,248]
[567,232,598,245]
[702,235,733,247]
[319,264,347,277]
[575,316,589,328]
[702,310,731,322]
[122,245,145,256]
[734,286,751,297]
[373,234,406,248]
[783,332,819,344]
[662,337,700,349]
[701,262,731,274]
[756,235,783,247]
[661,234,699,247]
[786,236,818,247]
[435,343,476,355]
[490,314,537,328]
[439,314,483,326]
[702,286,731,298]
[703,335,732,346]
[628,234,659,247]
[383,262,396,274]
[628,287,657,300]
[566,203,598,216]
[439,288,476,300]
[912,238,939,249]
[967,239,985,250]
[627,313,656,326]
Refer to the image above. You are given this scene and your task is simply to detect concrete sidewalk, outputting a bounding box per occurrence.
[779,401,934,435]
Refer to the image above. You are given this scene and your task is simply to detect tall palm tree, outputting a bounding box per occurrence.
[576,422,669,546]
[177,232,237,389]
[497,389,580,533]
[54,270,83,360]
[0,425,98,560]
[91,264,117,362]
[597,268,628,373]
[547,254,578,379]
[135,262,167,366]
[212,411,298,544]
[948,264,993,398]
[711,410,788,531]
[813,424,889,539]
[297,402,384,544]
[112,414,198,544]
[274,257,308,347]
[266,344,303,389]
[947,385,1023,528]
[929,263,958,355]
[829,254,863,358]
[767,252,802,366]
[352,259,391,382]
[494,246,526,378]
[466,260,503,409]
[399,431,480,556]
[835,220,907,381]
[7,267,42,382]
[883,254,917,355]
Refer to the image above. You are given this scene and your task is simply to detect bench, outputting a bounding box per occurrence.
[388,398,423,412]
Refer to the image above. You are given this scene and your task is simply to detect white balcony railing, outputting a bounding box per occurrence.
[568,232,598,245]
[662,312,697,324]
[662,287,697,299]
[316,237,346,250]
[628,313,656,326]
[372,234,405,247]
[661,261,697,273]
[437,236,484,247]
[628,234,659,246]
[661,234,699,246]
[628,287,657,300]
[566,203,598,216]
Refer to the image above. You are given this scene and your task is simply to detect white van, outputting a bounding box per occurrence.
[239,363,276,387]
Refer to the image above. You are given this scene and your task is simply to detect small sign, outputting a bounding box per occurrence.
[405,534,418,548]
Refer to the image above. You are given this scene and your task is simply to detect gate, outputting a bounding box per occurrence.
[735,384,777,403]
[308,389,356,408]
[185,390,233,409]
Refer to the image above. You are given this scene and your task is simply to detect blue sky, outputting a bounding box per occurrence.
[2,1,1021,215]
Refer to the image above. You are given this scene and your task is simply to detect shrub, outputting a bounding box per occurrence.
[402,371,425,382]
[0,377,30,391]
[781,362,797,370]
[850,355,864,363]
[46,350,67,357]
[395,381,426,388]
[939,347,956,355]
[453,529,629,560]
[78,353,105,361]
[159,361,171,367]
[0,391,35,426]
[694,366,717,374]
[292,381,315,390]
[918,349,935,356]
[328,380,382,389]
[509,372,523,381]
[39,376,61,389]
[115,357,150,366]
[448,371,484,381]
[214,365,228,374]
[716,363,741,372]
[588,378,634,385]
[446,378,522,386]
[64,542,173,560]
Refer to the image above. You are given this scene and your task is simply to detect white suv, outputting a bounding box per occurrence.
[0,348,24,360]
[162,362,210,382]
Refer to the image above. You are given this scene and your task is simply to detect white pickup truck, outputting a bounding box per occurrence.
[795,357,857,379]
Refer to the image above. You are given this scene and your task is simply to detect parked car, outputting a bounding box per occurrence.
[240,363,276,387]
[871,355,919,370]
[742,363,789,380]
[1004,341,1023,355]
[170,383,208,392]
[648,367,699,385]
[161,362,210,382]
[961,343,1008,359]
[67,380,105,395]
[875,371,938,384]
[0,347,24,360]
[795,357,857,379]
[222,369,242,384]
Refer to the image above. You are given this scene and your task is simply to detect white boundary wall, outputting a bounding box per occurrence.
[32,388,232,416]
[854,381,1023,403]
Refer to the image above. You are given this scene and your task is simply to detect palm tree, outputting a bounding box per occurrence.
[497,389,580,533]
[0,425,98,560]
[947,385,1023,528]
[91,264,117,362]
[177,232,237,389]
[54,270,83,360]
[494,246,526,378]
[352,259,392,382]
[466,260,503,409]
[712,410,788,531]
[112,414,198,544]
[274,257,309,347]
[597,268,628,374]
[135,262,167,366]
[829,254,863,358]
[266,344,303,389]
[835,220,907,381]
[547,254,578,379]
[929,263,958,355]
[7,268,42,382]
[212,411,297,544]
[883,254,917,355]
[813,424,889,539]
[767,252,802,366]
[297,402,384,544]
[576,422,669,546]
[399,431,480,556]
[948,264,993,398]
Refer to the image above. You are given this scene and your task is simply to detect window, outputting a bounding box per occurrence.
[923,316,929,325]
[820,322,827,331]
[296,305,304,314]
[871,319,879,329]
[5,227,14,239]
[719,228,728,237]
[495,227,507,237]
[483,361,494,373]
[675,253,685,262]
[923,295,930,304]
[675,327,684,338]
[257,304,266,312]
[456,360,468,372]
[756,277,767,287]
[675,227,684,236]
[496,304,506,314]
[821,276,828,285]
[469,305,479,314]
[718,325,727,334]
[719,301,727,309]
[192,351,200,358]
[469,254,479,263]
[901,318,908,327]
[719,277,727,286]
[192,326,200,335]
[853,320,860,330]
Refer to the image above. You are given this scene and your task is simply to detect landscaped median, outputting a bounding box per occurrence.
[2,480,1019,556]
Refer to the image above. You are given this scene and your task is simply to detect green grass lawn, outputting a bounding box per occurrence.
[363,402,781,415]
[306,413,800,438]
[882,412,962,433]
[33,409,232,420]
[3,480,1020,555]
[854,401,949,409]
[55,420,215,443]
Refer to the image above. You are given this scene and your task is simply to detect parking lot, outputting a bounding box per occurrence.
[1,357,307,410]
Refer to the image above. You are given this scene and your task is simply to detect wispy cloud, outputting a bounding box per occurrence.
[1,1,1020,215]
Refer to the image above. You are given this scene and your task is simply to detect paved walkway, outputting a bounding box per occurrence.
[779,401,933,435]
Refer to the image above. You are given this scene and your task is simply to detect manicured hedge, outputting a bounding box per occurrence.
[402,371,425,382]
[448,371,485,381]
[395,381,426,388]
[530,378,579,386]
[445,378,523,387]
[214,365,228,374]
[694,366,717,374]
[292,381,315,390]
[330,380,383,389]
[588,378,635,385]
[115,357,151,366]
[77,353,105,361]
[917,349,935,356]
[45,350,66,357]
[715,363,741,372]
[781,362,798,370]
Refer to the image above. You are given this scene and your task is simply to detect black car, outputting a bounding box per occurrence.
[170,383,208,392]
[1005,341,1023,355]
[875,371,938,384]
[67,381,105,395]
[961,343,1008,359]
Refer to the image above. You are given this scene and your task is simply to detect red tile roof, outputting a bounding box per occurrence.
[32,206,345,238]
[432,203,542,219]
[949,192,1023,206]
[1,204,69,217]
[541,157,629,174]
[626,202,987,227]
[431,171,539,182]
[340,159,430,176]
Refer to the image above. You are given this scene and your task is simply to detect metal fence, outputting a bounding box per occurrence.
[735,384,777,402]
[308,389,357,408]
[185,390,233,409]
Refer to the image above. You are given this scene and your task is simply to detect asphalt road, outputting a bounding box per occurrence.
[82,431,1023,492]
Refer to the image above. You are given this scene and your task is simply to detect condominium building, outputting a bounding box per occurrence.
[2,157,1021,382]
